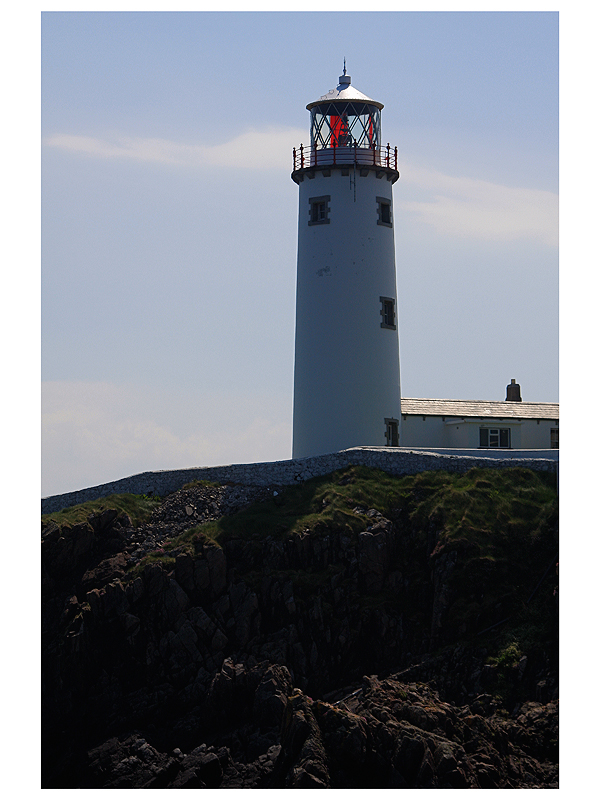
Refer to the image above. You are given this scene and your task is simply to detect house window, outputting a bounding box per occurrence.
[377,197,393,227]
[551,428,559,449]
[479,428,511,448]
[385,418,399,447]
[380,296,396,330]
[308,195,330,225]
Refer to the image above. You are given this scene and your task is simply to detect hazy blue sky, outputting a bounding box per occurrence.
[41,9,560,497]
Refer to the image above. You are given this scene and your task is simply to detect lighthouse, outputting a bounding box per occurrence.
[291,66,401,459]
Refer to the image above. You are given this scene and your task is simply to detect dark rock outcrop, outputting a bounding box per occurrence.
[41,468,558,788]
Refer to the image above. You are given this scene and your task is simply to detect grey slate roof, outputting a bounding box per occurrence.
[400,398,559,420]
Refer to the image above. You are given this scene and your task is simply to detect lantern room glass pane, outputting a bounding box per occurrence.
[310,102,381,150]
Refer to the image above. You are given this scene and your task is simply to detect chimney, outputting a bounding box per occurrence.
[506,378,522,402]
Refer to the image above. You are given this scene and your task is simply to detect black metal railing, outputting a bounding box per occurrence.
[292,143,398,172]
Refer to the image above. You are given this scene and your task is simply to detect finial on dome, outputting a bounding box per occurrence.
[339,58,351,86]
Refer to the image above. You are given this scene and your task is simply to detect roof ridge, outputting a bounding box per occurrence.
[401,397,558,405]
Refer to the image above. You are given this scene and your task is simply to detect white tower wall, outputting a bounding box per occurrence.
[292,166,401,458]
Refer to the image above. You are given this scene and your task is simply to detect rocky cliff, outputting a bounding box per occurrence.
[41,465,558,788]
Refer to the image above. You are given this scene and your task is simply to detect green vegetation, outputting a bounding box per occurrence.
[203,465,410,543]
[417,468,558,638]
[125,466,557,620]
[489,640,523,670]
[42,493,161,529]
[409,467,557,554]
[50,466,557,689]
[211,464,557,555]
[48,466,556,561]
[125,523,220,580]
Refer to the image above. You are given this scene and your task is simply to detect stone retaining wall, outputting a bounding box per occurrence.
[42,446,558,514]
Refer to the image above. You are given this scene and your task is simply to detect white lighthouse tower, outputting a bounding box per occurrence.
[291,66,401,459]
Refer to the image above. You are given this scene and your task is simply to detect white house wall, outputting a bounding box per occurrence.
[401,415,558,450]
[401,414,450,448]
[518,419,558,449]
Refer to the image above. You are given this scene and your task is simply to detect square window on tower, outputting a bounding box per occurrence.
[380,296,396,330]
[308,195,330,225]
[377,197,393,227]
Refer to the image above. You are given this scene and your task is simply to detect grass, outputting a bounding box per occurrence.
[51,465,557,677]
[118,464,557,572]
[409,467,557,548]
[489,640,523,670]
[205,465,414,545]
[404,467,556,586]
[42,493,162,530]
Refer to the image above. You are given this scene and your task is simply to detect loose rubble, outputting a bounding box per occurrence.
[123,483,280,565]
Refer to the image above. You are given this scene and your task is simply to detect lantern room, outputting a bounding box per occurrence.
[308,68,382,151]
[292,65,397,175]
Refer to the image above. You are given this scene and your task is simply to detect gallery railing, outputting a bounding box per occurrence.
[292,143,398,171]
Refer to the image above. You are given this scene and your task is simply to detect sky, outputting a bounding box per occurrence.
[38,8,562,498]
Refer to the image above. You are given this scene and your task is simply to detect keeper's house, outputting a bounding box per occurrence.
[401,380,559,451]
